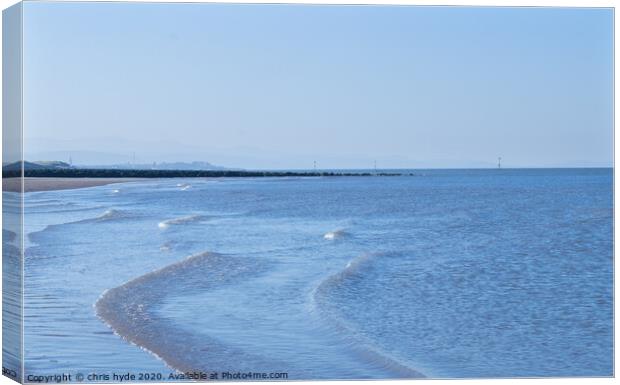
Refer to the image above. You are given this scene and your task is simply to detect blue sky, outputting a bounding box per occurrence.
[22,2,613,169]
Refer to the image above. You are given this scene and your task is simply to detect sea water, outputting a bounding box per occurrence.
[14,169,612,379]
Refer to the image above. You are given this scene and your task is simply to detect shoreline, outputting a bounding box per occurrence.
[4,169,395,179]
[3,177,143,193]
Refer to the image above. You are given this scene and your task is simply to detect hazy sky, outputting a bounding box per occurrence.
[22,3,613,169]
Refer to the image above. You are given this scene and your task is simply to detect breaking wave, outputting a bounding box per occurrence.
[91,209,132,222]
[158,215,206,229]
[94,251,278,373]
[324,229,349,240]
[312,252,424,378]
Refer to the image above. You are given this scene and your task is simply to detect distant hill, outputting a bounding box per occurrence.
[3,161,72,171]
[83,161,232,171]
[3,160,232,172]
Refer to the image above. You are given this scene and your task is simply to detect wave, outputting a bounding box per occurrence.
[176,183,191,191]
[158,215,206,229]
[24,199,66,208]
[324,229,349,240]
[95,248,423,378]
[312,252,425,378]
[25,205,107,215]
[95,251,278,374]
[28,208,135,244]
[90,209,132,222]
[41,208,130,229]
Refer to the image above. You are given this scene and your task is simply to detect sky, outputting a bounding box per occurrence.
[20,2,613,169]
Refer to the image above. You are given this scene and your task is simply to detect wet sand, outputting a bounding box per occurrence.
[3,178,141,193]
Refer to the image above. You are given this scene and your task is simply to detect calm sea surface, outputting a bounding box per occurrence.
[12,169,613,379]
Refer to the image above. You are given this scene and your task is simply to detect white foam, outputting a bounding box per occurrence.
[158,214,205,229]
[98,209,126,220]
[324,229,348,240]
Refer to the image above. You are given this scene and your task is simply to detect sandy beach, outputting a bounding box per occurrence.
[3,178,140,193]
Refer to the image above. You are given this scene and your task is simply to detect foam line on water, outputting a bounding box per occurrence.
[312,252,426,378]
[158,215,207,229]
[94,251,283,374]
[26,209,137,249]
[324,229,350,240]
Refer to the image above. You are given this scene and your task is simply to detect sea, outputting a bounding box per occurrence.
[5,168,613,379]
